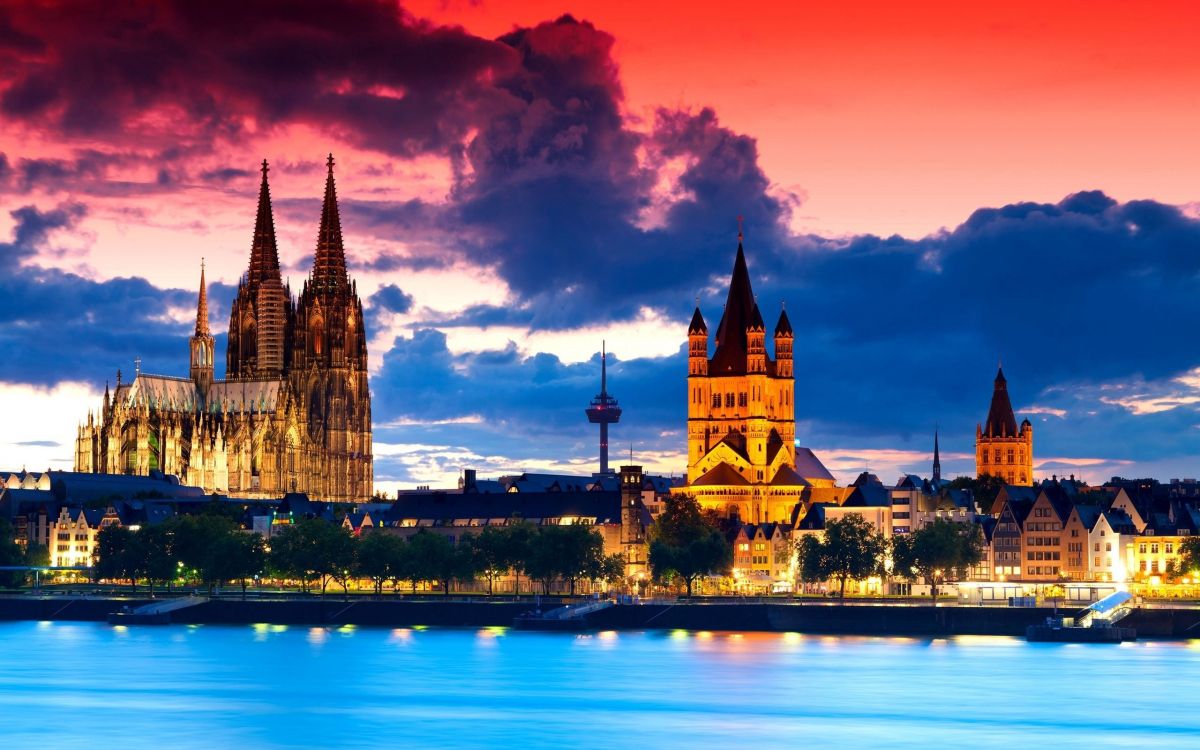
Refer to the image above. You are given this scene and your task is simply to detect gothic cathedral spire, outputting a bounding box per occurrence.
[311,153,348,292]
[227,159,290,378]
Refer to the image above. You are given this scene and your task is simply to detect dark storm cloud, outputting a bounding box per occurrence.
[0,1,517,155]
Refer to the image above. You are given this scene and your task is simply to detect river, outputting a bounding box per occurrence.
[0,621,1196,748]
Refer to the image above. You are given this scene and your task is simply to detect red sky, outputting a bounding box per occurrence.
[412,0,1200,236]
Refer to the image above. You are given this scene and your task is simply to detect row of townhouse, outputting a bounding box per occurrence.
[987,484,1200,583]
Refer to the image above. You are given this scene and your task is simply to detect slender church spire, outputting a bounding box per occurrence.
[312,153,348,291]
[195,259,210,336]
[248,159,281,289]
[932,428,942,483]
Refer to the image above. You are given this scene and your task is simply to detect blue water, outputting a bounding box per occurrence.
[0,622,1196,748]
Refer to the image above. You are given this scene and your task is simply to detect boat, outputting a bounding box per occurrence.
[1025,591,1136,643]
[513,599,613,631]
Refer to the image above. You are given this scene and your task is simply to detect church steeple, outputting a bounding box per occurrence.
[195,259,210,336]
[312,153,348,292]
[711,232,759,375]
[932,429,942,483]
[248,159,281,290]
[190,260,215,400]
[227,159,291,378]
[983,365,1018,438]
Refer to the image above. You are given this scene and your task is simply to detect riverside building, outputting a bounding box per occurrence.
[674,229,835,524]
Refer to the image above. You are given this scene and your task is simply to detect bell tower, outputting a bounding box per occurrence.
[189,261,214,402]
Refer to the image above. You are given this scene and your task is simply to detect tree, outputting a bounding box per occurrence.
[524,526,565,595]
[554,524,605,596]
[0,519,27,588]
[405,530,474,595]
[892,520,983,603]
[170,515,239,592]
[471,525,515,595]
[588,553,625,591]
[794,515,886,599]
[93,526,137,590]
[503,519,536,597]
[648,495,732,596]
[136,524,177,594]
[357,532,408,595]
[209,532,267,598]
[268,522,312,592]
[948,475,1005,514]
[1179,537,1200,578]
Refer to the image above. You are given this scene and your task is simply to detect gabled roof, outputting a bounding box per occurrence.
[769,465,811,487]
[793,447,835,482]
[693,463,752,487]
[1071,504,1102,531]
[843,483,891,508]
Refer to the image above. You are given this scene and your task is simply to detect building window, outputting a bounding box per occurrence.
[1167,543,1175,554]
[725,393,735,408]
[738,392,748,407]
[712,394,721,408]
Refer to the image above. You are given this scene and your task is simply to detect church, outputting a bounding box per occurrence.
[74,156,373,503]
[975,365,1033,485]
[673,229,836,523]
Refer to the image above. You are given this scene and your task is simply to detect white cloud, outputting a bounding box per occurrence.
[0,381,100,471]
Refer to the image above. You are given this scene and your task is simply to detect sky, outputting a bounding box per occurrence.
[2,0,1200,492]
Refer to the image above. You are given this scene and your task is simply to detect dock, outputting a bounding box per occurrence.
[108,596,209,625]
[1026,591,1137,643]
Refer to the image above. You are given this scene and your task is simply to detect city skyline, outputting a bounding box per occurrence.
[3,2,1200,490]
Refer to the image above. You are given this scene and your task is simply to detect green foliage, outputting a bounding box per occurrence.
[170,515,239,592]
[947,475,1005,513]
[470,525,518,595]
[796,511,892,592]
[1179,538,1200,578]
[0,519,28,587]
[891,520,983,602]
[93,526,137,587]
[795,514,887,599]
[209,532,267,596]
[522,523,609,595]
[404,530,476,594]
[648,494,731,596]
[356,531,408,594]
[268,519,356,595]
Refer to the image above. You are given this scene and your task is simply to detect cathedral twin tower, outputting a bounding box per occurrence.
[76,156,373,503]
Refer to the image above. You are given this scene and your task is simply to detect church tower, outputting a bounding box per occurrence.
[674,226,834,524]
[290,154,373,502]
[227,160,292,378]
[189,261,215,402]
[975,365,1033,485]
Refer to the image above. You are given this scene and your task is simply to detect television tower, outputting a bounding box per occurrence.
[585,341,622,475]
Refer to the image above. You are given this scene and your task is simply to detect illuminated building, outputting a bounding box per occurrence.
[48,505,120,568]
[675,229,835,523]
[975,365,1033,485]
[74,157,373,502]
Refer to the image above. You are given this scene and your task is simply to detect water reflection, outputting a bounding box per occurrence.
[2,623,1200,749]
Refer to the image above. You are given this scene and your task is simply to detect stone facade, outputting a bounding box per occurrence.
[75,157,372,503]
[674,232,835,524]
[975,366,1034,485]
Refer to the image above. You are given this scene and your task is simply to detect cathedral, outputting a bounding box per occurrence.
[74,156,373,503]
[673,229,835,523]
[975,365,1033,485]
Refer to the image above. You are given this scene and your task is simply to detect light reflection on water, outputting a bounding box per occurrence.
[1,622,1199,749]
